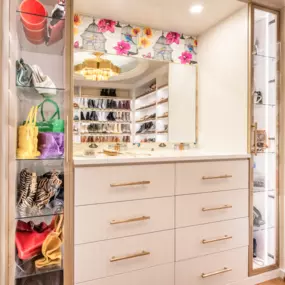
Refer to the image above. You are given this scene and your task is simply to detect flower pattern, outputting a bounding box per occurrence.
[98,19,116,33]
[179,51,193,64]
[74,41,79,49]
[132,27,141,36]
[139,37,151,48]
[194,39,198,47]
[166,32,180,45]
[74,14,81,26]
[114,41,131,55]
[144,27,153,38]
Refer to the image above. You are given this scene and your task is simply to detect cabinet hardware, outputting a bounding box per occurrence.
[201,267,232,278]
[202,235,232,244]
[252,122,258,155]
[202,175,232,180]
[110,181,150,187]
[110,250,150,262]
[110,216,150,225]
[202,205,232,212]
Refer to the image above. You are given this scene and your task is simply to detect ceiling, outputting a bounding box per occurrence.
[74,0,246,36]
[239,0,285,9]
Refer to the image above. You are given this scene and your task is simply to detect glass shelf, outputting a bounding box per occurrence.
[80,121,131,124]
[254,103,276,107]
[16,85,65,100]
[17,12,65,55]
[16,205,63,220]
[254,53,276,60]
[78,108,131,112]
[15,269,63,284]
[16,157,64,161]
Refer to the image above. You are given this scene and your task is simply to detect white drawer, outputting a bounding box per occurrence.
[176,160,248,195]
[75,164,175,205]
[176,189,248,227]
[75,263,174,285]
[75,230,174,283]
[176,218,248,261]
[75,197,174,244]
[175,247,248,285]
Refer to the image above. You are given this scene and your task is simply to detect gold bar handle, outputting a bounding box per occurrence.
[110,251,150,262]
[201,267,232,278]
[202,235,232,244]
[202,175,232,180]
[110,181,150,187]
[110,216,150,225]
[202,205,232,212]
[252,122,258,156]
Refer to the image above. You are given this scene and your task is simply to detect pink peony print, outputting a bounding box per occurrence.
[98,19,116,33]
[179,51,193,64]
[74,41,79,48]
[114,41,131,55]
[166,32,180,45]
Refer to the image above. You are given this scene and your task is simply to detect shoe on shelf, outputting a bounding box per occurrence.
[74,115,79,121]
[253,207,265,227]
[80,111,85,121]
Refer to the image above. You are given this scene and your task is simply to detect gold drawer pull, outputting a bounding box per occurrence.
[110,181,150,187]
[202,235,232,244]
[201,267,232,278]
[110,250,150,262]
[202,174,232,180]
[202,205,232,212]
[110,216,150,225]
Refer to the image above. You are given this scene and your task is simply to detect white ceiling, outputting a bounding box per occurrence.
[75,0,246,36]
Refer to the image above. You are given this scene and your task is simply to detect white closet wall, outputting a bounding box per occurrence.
[198,7,248,153]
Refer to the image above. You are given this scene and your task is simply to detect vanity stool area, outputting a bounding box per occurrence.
[74,156,249,285]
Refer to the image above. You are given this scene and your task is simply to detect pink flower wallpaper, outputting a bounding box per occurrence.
[73,14,198,65]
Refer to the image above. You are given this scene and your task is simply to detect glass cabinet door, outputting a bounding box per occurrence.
[250,4,279,275]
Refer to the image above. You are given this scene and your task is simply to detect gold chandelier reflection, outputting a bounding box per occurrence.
[74,52,121,81]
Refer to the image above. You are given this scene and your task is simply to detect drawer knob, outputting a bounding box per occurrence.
[110,250,150,262]
[202,174,232,180]
[201,267,232,278]
[202,205,232,212]
[202,235,233,244]
[110,216,151,225]
[110,181,151,187]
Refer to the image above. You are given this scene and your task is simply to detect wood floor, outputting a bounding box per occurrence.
[258,279,285,285]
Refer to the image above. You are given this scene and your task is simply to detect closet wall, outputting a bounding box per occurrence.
[198,7,248,153]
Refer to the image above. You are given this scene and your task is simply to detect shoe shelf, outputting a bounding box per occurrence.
[135,89,157,100]
[78,95,131,101]
[135,119,156,124]
[135,132,156,135]
[79,133,131,136]
[135,103,156,111]
[79,121,131,124]
[76,108,131,112]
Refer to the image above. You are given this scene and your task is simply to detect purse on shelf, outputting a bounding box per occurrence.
[15,220,54,260]
[35,215,64,268]
[38,132,64,159]
[17,106,41,159]
[16,59,34,87]
[37,99,64,133]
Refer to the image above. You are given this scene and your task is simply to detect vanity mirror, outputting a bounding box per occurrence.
[73,52,197,145]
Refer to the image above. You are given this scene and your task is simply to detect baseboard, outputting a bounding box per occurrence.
[230,269,281,285]
[280,269,285,281]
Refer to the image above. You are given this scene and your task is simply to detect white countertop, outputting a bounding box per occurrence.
[73,150,250,166]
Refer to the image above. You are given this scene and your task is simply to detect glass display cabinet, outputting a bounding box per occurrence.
[5,0,73,284]
[249,4,280,275]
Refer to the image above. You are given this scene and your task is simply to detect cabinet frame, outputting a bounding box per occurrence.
[248,2,281,276]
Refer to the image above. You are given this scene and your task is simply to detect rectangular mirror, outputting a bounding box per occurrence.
[73,52,197,145]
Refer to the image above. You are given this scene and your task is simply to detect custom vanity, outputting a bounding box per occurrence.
[73,154,250,285]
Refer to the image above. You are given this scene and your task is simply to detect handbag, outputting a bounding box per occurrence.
[17,106,41,159]
[16,59,33,87]
[37,99,64,133]
[38,132,64,159]
[35,215,64,268]
[15,220,53,260]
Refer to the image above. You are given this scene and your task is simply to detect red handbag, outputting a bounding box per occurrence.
[16,220,54,260]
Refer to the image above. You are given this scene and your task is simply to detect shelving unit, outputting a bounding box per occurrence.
[249,4,279,275]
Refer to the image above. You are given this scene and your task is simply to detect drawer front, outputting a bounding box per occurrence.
[176,189,248,227]
[176,218,248,261]
[75,230,174,283]
[176,160,248,195]
[175,247,248,285]
[75,164,175,205]
[75,197,174,244]
[75,263,174,285]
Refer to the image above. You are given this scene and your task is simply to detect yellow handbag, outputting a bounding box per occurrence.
[35,215,64,269]
[17,106,41,159]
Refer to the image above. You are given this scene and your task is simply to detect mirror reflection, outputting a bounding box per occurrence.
[73,52,197,145]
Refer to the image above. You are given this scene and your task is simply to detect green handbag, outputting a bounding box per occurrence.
[37,99,64,133]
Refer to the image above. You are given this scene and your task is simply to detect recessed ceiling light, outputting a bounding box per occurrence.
[189,4,204,14]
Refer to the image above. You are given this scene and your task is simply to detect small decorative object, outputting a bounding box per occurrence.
[159,143,166,148]
[81,18,106,52]
[121,24,138,55]
[89,143,98,149]
[103,149,119,156]
[254,91,263,104]
[253,206,265,227]
[153,32,173,61]
[184,36,197,55]
[257,130,268,151]
[253,173,265,188]
[253,38,259,55]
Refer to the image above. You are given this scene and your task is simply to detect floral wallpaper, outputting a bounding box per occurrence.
[74,14,198,65]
